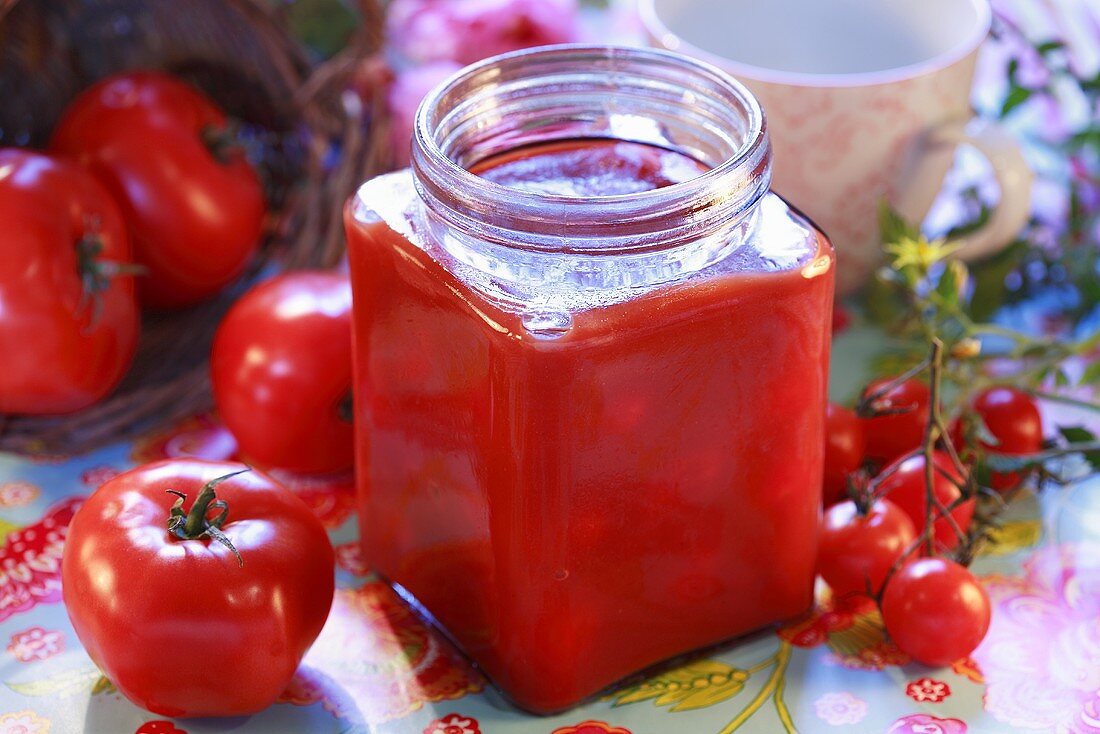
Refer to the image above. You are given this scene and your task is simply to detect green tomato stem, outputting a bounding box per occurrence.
[166,468,250,567]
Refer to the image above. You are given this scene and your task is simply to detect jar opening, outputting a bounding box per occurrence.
[411,44,772,253]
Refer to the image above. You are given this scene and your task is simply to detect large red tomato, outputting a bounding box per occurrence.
[211,272,354,474]
[62,459,334,717]
[0,149,139,414]
[50,71,265,308]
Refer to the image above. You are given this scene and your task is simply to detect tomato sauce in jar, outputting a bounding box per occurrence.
[345,46,834,713]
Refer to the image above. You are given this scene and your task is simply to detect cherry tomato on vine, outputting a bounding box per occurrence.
[0,149,139,414]
[876,451,974,551]
[62,459,334,717]
[823,403,867,505]
[817,498,916,598]
[959,386,1044,491]
[860,377,930,464]
[211,272,353,474]
[881,557,991,666]
[51,71,265,308]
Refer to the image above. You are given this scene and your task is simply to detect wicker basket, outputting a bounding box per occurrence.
[0,0,391,455]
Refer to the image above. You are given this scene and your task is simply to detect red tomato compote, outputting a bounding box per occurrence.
[345,46,835,713]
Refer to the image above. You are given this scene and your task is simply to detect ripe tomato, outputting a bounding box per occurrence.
[965,386,1044,491]
[881,557,991,666]
[51,71,265,308]
[823,403,866,505]
[876,451,974,551]
[211,272,353,474]
[817,498,916,598]
[62,459,334,717]
[860,378,930,464]
[0,149,139,414]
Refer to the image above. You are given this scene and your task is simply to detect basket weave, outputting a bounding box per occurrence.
[0,0,391,454]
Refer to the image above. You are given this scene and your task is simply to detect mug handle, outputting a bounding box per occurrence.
[895,118,1034,261]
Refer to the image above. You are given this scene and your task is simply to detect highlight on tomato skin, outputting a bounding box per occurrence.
[210,271,354,475]
[0,148,140,415]
[60,458,335,718]
[881,557,991,667]
[816,497,916,598]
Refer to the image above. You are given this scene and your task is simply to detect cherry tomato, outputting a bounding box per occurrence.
[211,272,353,474]
[823,403,866,505]
[876,451,974,551]
[968,386,1043,490]
[62,459,334,717]
[51,71,265,308]
[0,149,139,414]
[817,498,916,598]
[860,378,929,464]
[881,557,991,666]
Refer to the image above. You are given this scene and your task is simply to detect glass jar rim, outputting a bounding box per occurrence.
[410,44,771,252]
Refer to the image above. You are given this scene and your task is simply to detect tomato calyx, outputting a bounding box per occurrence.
[75,223,144,325]
[166,469,248,567]
[200,121,248,166]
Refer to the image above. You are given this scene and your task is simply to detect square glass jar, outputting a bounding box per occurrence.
[346,45,835,713]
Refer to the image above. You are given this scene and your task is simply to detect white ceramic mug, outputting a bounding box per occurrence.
[640,0,1033,294]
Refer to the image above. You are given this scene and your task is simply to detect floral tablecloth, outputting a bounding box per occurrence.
[0,324,1096,734]
[0,0,1095,730]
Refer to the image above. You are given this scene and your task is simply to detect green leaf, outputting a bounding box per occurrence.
[1059,425,1097,443]
[1035,40,1066,55]
[985,453,1041,472]
[91,676,116,695]
[967,240,1027,322]
[1001,86,1033,117]
[1055,368,1072,388]
[979,519,1042,556]
[1081,361,1100,386]
[879,201,920,245]
[1058,426,1100,467]
[936,261,968,308]
[863,272,909,329]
